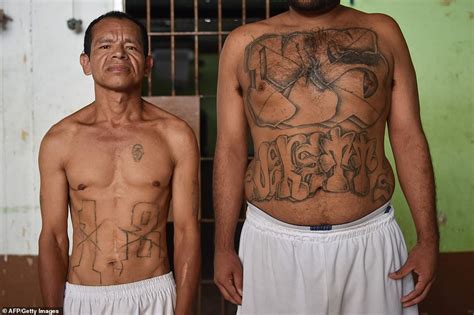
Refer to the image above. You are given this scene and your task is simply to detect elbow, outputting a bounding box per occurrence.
[214,144,248,171]
[389,119,426,143]
[389,125,429,151]
[174,224,200,252]
[39,229,69,257]
[215,136,247,161]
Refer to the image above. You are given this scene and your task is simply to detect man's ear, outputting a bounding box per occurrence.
[144,55,154,77]
[80,53,92,75]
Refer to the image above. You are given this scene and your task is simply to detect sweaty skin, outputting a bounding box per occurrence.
[214,4,437,308]
[39,18,200,314]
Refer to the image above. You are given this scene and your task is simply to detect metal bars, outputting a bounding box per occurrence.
[144,1,273,97]
[170,0,176,96]
[194,0,199,95]
[146,0,151,96]
[217,0,223,53]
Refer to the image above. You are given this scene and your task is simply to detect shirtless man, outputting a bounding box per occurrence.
[213,1,438,314]
[38,11,200,314]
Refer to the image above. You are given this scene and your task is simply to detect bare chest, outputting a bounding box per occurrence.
[241,27,391,131]
[65,131,173,192]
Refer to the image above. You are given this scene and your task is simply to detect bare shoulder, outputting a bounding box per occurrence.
[367,13,410,64]
[368,13,402,32]
[363,12,405,44]
[143,102,199,160]
[220,19,277,79]
[337,7,402,36]
[223,20,275,55]
[42,107,86,145]
[39,106,89,163]
[225,23,259,46]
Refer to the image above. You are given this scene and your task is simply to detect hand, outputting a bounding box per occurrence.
[389,240,438,307]
[214,249,243,305]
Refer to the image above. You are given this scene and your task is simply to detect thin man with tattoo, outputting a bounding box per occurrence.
[213,1,438,314]
[38,11,200,315]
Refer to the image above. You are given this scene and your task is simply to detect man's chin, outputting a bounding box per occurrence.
[288,0,340,12]
[96,81,142,93]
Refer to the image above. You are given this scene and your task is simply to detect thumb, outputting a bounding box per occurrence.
[389,262,413,280]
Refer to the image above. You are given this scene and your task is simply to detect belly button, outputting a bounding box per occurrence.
[77,184,87,191]
[152,181,161,187]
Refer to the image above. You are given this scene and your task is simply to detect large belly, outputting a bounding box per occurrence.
[68,199,169,285]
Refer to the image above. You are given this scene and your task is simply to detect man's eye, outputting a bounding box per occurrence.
[100,45,110,49]
[126,46,137,51]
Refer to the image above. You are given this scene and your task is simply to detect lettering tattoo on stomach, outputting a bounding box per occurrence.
[244,28,393,203]
[71,200,163,284]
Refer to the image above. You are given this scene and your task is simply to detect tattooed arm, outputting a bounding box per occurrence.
[383,16,438,307]
[38,127,70,307]
[213,29,248,305]
[171,122,201,315]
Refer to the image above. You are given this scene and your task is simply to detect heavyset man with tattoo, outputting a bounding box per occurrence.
[38,12,200,314]
[214,1,438,314]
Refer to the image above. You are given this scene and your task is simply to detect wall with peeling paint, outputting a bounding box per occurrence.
[342,0,473,252]
[0,0,120,255]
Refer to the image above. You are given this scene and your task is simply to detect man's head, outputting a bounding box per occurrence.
[83,11,148,57]
[80,11,153,93]
[287,0,340,12]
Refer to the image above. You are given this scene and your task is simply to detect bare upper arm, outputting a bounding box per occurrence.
[379,15,423,137]
[216,27,251,149]
[169,121,200,230]
[38,125,70,238]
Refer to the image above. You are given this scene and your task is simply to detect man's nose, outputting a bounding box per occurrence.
[112,45,128,59]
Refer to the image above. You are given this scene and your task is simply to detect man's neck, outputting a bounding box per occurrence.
[285,4,343,24]
[93,85,144,125]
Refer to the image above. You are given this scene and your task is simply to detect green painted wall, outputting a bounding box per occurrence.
[341,0,473,252]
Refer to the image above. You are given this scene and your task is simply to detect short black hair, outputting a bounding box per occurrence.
[83,11,148,57]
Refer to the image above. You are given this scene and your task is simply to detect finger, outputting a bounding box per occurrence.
[216,276,242,304]
[403,281,434,307]
[389,263,414,280]
[401,279,427,303]
[215,281,240,305]
[229,277,243,304]
[233,269,243,297]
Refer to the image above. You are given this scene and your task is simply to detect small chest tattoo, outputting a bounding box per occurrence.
[132,144,144,162]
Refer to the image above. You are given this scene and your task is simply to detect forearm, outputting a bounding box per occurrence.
[38,233,69,307]
[213,143,247,251]
[174,227,201,315]
[391,130,438,244]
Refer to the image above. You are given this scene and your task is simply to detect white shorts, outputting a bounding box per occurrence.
[237,201,418,315]
[64,272,176,315]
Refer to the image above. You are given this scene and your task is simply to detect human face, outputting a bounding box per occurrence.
[80,18,152,93]
[287,0,340,12]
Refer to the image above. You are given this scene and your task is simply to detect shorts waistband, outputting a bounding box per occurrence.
[65,272,175,300]
[245,201,394,242]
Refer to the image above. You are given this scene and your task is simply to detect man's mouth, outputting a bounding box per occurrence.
[107,65,131,73]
